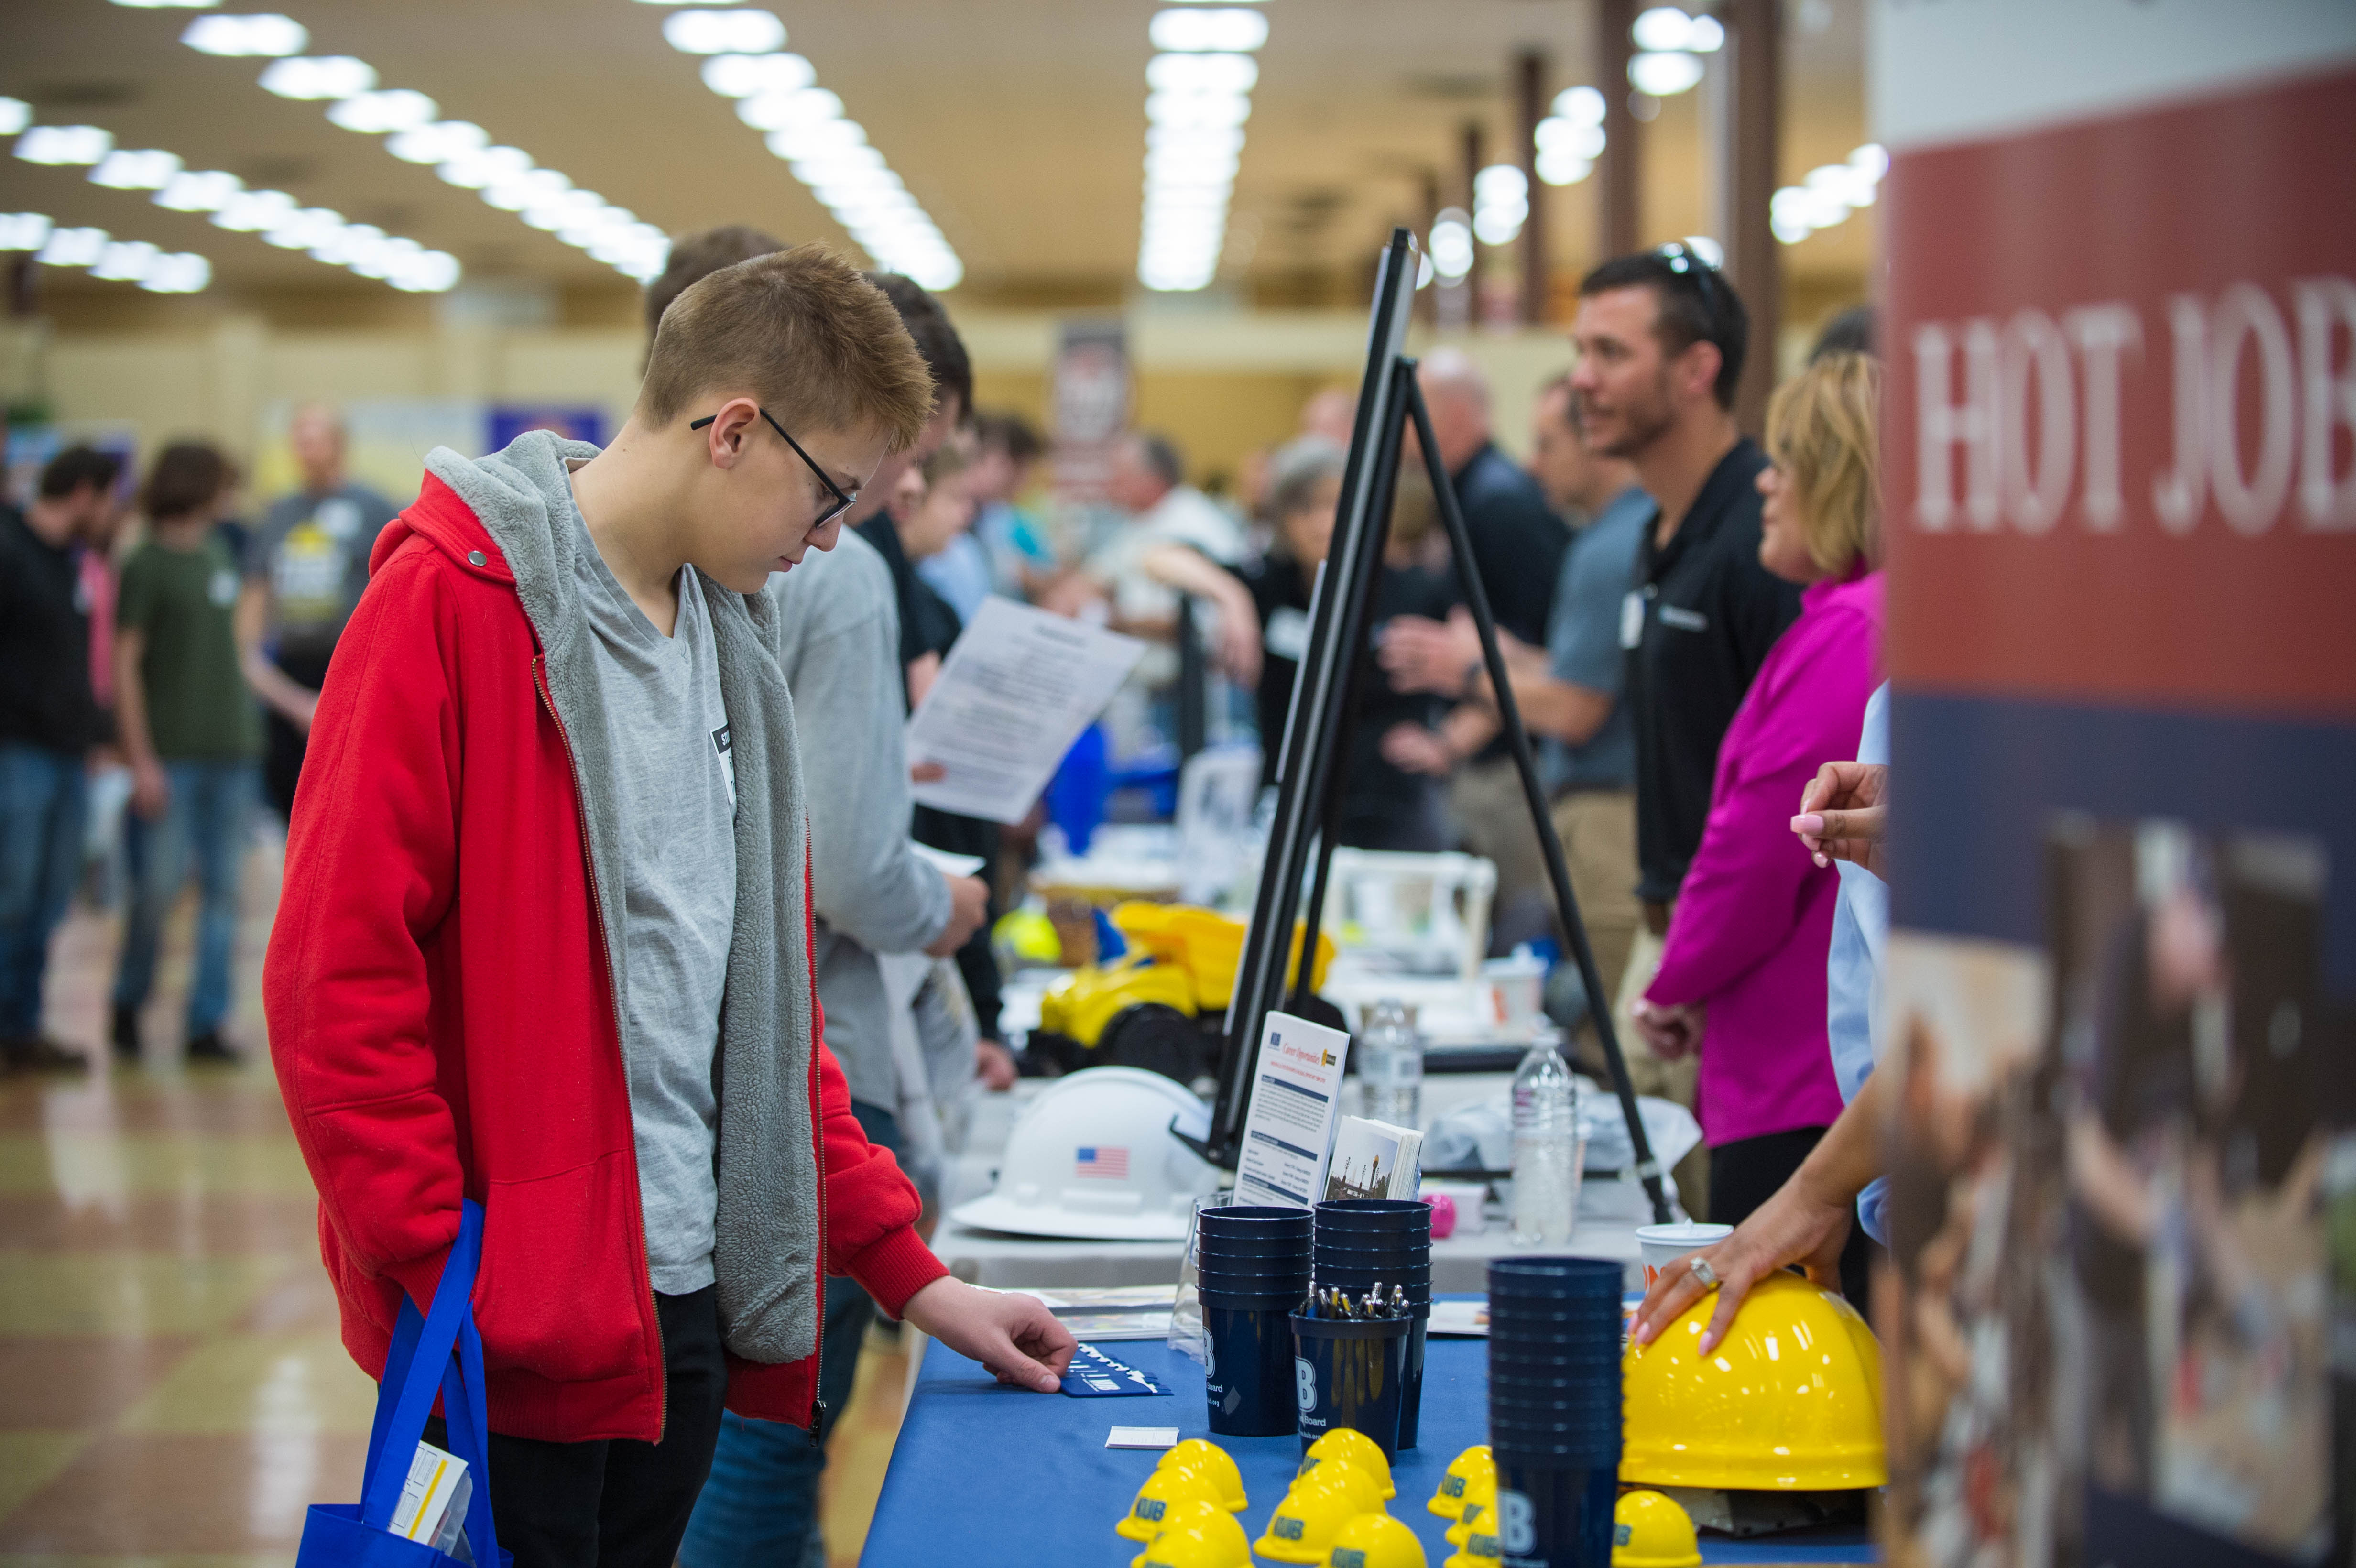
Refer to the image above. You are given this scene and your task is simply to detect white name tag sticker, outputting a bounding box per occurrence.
[1619,590,1646,650]
[1658,604,1709,633]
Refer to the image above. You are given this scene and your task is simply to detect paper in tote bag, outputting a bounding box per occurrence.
[299,1199,506,1568]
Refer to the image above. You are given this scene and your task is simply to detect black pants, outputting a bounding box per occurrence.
[1709,1127,1878,1312]
[428,1285,730,1568]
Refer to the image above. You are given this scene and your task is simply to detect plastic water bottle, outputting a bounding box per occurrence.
[1358,999,1425,1129]
[1510,1033,1580,1246]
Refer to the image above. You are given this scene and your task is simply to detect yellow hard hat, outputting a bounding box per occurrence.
[1158,1439,1247,1512]
[1612,1490,1702,1568]
[1255,1471,1378,1564]
[1118,1466,1227,1542]
[1441,1514,1503,1568]
[1293,1459,1385,1517]
[1621,1270,1887,1491]
[1426,1445,1494,1519]
[1138,1509,1256,1568]
[1443,1473,1497,1547]
[1324,1512,1428,1568]
[1298,1428,1395,1498]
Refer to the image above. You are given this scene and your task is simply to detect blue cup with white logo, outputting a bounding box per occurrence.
[1291,1311,1411,1462]
[1204,1301,1297,1437]
[1487,1457,1618,1568]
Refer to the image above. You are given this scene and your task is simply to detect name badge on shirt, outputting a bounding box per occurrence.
[712,724,736,811]
[1658,604,1710,633]
[1619,590,1646,650]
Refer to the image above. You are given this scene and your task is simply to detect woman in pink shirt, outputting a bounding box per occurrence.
[1632,352,1883,1304]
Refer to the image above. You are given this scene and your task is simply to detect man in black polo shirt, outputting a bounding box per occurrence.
[1568,248,1802,1204]
[0,446,127,1073]
[1387,348,1569,934]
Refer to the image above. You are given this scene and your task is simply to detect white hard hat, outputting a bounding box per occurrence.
[950,1067,1222,1241]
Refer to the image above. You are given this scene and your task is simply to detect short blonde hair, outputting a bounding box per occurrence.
[640,245,935,453]
[1765,350,1880,576]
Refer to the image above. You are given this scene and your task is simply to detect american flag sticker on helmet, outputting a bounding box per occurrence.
[1075,1146,1129,1179]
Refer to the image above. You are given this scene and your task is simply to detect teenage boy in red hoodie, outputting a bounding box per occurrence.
[265,247,1074,1568]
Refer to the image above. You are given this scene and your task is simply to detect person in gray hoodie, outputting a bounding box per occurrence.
[266,246,1069,1568]
[665,239,991,1568]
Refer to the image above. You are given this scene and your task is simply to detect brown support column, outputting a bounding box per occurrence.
[1416,167,1442,325]
[1515,49,1548,325]
[1718,0,1782,435]
[1461,120,1486,314]
[1595,0,1640,260]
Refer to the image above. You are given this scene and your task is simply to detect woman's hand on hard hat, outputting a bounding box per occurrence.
[901,1275,1078,1393]
[1633,1177,1854,1357]
[1633,1067,1891,1356]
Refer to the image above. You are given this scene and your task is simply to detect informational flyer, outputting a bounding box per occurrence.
[905,597,1146,825]
[1232,1011,1351,1209]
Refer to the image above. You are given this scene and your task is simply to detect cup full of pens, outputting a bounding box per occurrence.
[1291,1281,1416,1462]
[1308,1198,1433,1449]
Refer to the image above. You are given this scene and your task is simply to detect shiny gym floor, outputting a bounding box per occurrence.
[0,834,905,1565]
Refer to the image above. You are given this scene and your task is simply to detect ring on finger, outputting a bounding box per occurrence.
[1689,1257,1718,1290]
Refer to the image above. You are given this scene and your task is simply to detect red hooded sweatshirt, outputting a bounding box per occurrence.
[266,435,946,1444]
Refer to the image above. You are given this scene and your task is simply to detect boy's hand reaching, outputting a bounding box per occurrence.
[900,1276,1077,1392]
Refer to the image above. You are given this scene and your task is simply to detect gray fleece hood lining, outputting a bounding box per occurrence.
[424,430,823,1366]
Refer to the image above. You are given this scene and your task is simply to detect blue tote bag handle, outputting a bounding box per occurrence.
[299,1199,505,1568]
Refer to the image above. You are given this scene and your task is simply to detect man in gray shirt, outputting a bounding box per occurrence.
[239,403,398,819]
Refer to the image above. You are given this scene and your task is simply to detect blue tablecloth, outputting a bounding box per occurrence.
[865,1319,1877,1567]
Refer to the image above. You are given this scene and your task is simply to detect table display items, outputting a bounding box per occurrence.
[1195,1204,1312,1435]
[1485,1256,1624,1567]
[1311,1198,1434,1448]
[1607,1491,1702,1568]
[1356,997,1426,1128]
[1251,1448,1401,1565]
[1157,1439,1248,1513]
[1508,1037,1582,1247]
[1324,1512,1430,1568]
[1426,1444,1494,1520]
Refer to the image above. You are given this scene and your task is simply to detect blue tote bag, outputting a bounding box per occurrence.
[298,1199,508,1568]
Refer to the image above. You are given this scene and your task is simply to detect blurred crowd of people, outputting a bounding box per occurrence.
[0,406,393,1073]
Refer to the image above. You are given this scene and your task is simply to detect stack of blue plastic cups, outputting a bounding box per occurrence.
[1196,1205,1313,1435]
[1484,1257,1624,1567]
[1311,1198,1432,1449]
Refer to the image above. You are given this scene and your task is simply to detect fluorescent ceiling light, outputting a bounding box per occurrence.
[0,99,31,136]
[1554,85,1606,126]
[91,149,184,189]
[258,54,375,98]
[662,8,785,54]
[143,252,212,292]
[1535,147,1592,186]
[437,144,532,189]
[0,213,56,250]
[1632,7,1691,51]
[113,0,222,7]
[263,207,344,249]
[1146,52,1256,94]
[327,88,439,133]
[17,126,115,165]
[38,227,112,267]
[182,12,307,55]
[737,88,848,133]
[214,187,299,231]
[93,240,163,281]
[1628,50,1704,96]
[387,120,488,165]
[1850,142,1890,180]
[701,52,815,97]
[155,169,242,210]
[1148,8,1268,52]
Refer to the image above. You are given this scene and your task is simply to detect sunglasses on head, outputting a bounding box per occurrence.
[689,406,858,527]
[1655,240,1726,319]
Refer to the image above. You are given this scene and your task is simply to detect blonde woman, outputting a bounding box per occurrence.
[1628,351,1884,1303]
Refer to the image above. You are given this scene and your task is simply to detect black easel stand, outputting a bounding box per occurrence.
[1178,227,1676,1228]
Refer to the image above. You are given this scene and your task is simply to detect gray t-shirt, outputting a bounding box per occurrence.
[569,500,738,1296]
[245,481,400,664]
[1542,485,1647,795]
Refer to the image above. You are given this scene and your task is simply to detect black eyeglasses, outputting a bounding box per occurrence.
[690,407,858,527]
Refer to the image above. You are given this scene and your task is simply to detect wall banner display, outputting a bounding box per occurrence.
[1872,0,2356,1563]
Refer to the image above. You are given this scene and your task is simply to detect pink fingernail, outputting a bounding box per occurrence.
[1793,813,1824,834]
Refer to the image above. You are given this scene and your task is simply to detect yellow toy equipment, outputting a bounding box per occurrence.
[1156,1438,1247,1512]
[1611,1490,1702,1568]
[1254,1470,1379,1565]
[1117,1466,1229,1542]
[1324,1512,1428,1568]
[1130,1500,1254,1568]
[1426,1445,1493,1519]
[1297,1426,1395,1499]
[1032,904,1337,1082]
[1621,1270,1888,1492]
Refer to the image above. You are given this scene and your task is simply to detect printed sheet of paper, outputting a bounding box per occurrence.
[905,597,1145,825]
[1233,1011,1351,1209]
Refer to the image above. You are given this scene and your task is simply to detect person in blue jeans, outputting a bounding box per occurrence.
[0,446,128,1072]
[109,443,266,1065]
